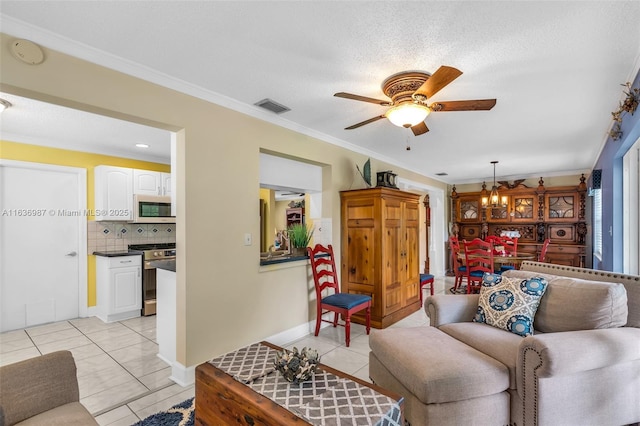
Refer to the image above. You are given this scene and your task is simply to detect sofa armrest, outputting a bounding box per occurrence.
[424,294,479,327]
[518,327,640,378]
[516,328,640,426]
[0,350,80,425]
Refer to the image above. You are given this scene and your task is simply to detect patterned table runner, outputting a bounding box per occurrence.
[209,343,402,426]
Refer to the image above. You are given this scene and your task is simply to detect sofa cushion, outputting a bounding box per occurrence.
[439,322,522,390]
[16,402,97,425]
[473,273,548,337]
[369,326,509,404]
[503,270,628,332]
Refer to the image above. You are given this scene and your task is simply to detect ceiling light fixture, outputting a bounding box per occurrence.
[385,102,430,128]
[482,161,508,208]
[135,143,149,148]
[0,99,12,113]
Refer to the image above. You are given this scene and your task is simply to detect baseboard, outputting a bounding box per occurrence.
[265,313,334,346]
[169,361,195,387]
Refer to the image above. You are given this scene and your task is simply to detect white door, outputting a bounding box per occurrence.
[0,161,87,332]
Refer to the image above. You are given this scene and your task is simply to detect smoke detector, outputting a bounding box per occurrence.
[10,39,45,65]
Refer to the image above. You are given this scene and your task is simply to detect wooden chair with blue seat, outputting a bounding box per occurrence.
[307,244,371,347]
[419,273,434,305]
[538,238,551,262]
[463,238,494,294]
[449,236,467,292]
[499,235,519,272]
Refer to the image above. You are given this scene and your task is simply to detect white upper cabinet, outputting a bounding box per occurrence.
[95,166,133,221]
[133,169,162,196]
[161,172,172,196]
[132,170,172,196]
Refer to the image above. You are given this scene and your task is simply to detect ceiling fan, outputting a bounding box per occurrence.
[334,66,496,136]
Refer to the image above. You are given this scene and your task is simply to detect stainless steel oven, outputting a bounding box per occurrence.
[128,243,176,316]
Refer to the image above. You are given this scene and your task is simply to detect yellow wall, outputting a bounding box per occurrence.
[0,33,447,367]
[0,140,169,305]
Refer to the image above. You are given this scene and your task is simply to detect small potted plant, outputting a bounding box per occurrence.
[287,223,313,257]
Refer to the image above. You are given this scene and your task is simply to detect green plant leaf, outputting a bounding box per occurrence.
[287,223,314,247]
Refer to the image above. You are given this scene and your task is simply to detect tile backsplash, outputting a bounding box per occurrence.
[88,221,176,254]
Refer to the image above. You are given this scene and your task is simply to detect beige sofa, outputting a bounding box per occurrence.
[369,262,640,426]
[0,350,98,425]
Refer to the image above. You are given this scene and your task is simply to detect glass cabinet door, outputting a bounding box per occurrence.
[487,204,509,221]
[512,196,535,222]
[545,193,577,222]
[458,198,480,222]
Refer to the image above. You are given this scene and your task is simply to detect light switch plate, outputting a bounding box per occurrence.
[244,233,252,246]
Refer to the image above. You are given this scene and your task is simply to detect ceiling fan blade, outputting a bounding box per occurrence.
[411,121,429,136]
[430,99,497,111]
[345,115,386,130]
[334,92,391,106]
[413,66,463,99]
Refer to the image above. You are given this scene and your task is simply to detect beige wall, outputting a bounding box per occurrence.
[0,33,446,367]
[452,175,585,194]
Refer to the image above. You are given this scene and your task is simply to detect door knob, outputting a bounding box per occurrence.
[65,251,77,257]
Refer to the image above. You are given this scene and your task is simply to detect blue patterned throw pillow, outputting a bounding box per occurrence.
[473,273,548,337]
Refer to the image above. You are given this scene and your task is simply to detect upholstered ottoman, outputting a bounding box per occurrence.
[369,326,510,426]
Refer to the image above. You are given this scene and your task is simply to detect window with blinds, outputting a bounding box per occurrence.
[593,188,602,261]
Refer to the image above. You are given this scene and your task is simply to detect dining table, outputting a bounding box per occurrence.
[458,252,536,269]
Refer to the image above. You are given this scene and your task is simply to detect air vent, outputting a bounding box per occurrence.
[435,172,448,176]
[254,98,291,114]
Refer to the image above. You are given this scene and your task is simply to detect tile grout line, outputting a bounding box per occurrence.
[68,318,171,415]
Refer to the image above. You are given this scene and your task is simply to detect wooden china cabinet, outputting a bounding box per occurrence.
[451,175,589,267]
[340,187,421,329]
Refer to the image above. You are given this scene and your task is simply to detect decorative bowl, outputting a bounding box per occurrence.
[273,346,320,384]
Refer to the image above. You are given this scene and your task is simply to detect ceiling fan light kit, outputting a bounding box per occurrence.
[334,66,496,141]
[386,103,430,127]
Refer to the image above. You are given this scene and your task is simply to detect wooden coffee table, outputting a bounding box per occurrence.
[195,341,403,425]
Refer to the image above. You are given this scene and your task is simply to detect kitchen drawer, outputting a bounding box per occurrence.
[108,256,141,268]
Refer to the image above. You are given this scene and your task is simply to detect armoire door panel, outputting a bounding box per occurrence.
[346,228,376,286]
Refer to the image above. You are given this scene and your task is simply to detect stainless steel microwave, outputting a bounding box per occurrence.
[132,195,175,223]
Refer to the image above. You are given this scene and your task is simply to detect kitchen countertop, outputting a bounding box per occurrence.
[150,259,176,272]
[93,250,142,257]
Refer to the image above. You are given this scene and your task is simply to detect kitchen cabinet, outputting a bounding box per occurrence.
[133,170,172,196]
[340,187,421,329]
[96,255,141,323]
[94,165,133,221]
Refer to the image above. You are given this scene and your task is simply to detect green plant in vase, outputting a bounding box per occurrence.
[288,223,314,256]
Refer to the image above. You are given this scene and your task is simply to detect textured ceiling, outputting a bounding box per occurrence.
[1,1,639,183]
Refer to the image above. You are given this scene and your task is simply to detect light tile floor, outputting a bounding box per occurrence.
[1,276,451,425]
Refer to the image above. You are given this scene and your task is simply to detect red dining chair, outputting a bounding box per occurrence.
[500,235,519,272]
[307,244,371,347]
[539,238,551,262]
[449,236,467,292]
[485,235,503,249]
[419,273,435,305]
[464,238,494,294]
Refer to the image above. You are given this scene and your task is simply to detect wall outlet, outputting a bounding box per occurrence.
[244,233,252,246]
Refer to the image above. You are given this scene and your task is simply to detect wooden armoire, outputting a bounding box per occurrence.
[340,187,421,329]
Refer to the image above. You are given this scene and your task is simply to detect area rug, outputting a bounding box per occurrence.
[449,285,468,294]
[133,397,194,426]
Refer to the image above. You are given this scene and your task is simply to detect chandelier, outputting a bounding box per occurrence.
[482,161,508,208]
